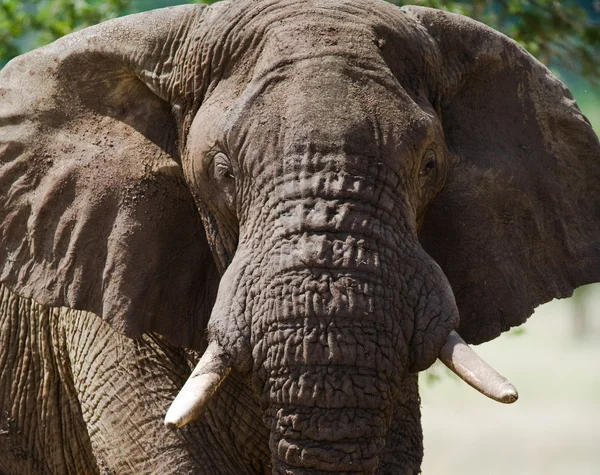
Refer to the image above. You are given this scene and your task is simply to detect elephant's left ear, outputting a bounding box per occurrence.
[403,7,600,344]
[0,6,221,349]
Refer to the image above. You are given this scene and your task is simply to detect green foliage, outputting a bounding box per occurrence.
[123,0,218,15]
[390,0,600,86]
[509,327,527,337]
[0,0,130,64]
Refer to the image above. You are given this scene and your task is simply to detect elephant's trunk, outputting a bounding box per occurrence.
[257,277,396,472]
[247,223,451,472]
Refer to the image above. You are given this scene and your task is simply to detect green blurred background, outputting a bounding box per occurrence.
[1,1,598,474]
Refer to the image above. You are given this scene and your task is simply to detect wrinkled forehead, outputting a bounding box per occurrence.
[220,56,434,165]
[252,8,382,75]
[207,0,428,84]
[199,0,437,156]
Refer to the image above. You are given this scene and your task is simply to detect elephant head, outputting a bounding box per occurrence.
[1,0,599,473]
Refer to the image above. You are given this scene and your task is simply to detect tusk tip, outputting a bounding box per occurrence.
[165,342,232,431]
[164,407,190,430]
[164,420,179,430]
[439,330,520,405]
[498,384,519,404]
[164,369,232,431]
[163,384,209,429]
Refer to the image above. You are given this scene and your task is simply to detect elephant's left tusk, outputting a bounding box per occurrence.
[438,330,519,404]
[164,341,231,429]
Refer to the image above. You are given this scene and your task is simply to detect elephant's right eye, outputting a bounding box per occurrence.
[211,152,236,209]
[212,152,234,182]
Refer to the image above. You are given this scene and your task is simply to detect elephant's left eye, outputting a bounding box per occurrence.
[419,149,437,181]
[213,152,234,182]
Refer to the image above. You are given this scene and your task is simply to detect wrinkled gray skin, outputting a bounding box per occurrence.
[1,0,599,474]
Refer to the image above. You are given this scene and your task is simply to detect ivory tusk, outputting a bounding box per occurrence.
[164,341,232,429]
[438,330,518,404]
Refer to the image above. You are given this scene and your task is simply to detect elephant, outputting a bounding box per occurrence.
[0,0,599,473]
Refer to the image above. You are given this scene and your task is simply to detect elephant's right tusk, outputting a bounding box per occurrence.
[164,341,232,429]
[438,330,518,404]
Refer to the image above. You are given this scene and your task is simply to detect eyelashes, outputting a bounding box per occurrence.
[212,152,235,182]
[420,149,436,177]
[419,148,437,184]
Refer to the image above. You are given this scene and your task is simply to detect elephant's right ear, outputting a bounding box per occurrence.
[0,6,220,349]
